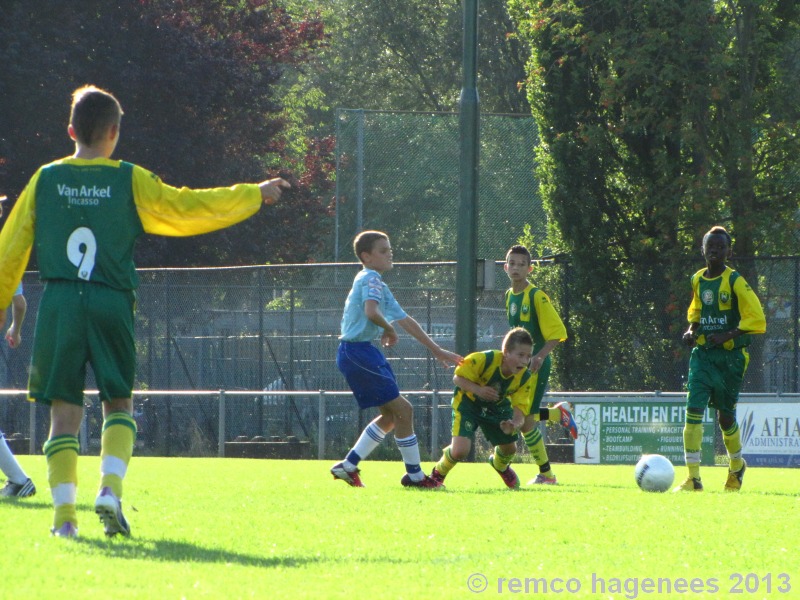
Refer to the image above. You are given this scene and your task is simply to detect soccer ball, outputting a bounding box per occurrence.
[634,454,675,492]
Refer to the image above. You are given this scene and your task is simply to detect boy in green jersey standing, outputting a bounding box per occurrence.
[0,85,289,537]
[504,245,576,484]
[674,226,766,492]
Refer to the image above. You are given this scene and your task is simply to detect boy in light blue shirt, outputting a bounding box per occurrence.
[339,268,407,342]
[0,193,35,498]
[0,277,36,499]
[332,230,462,488]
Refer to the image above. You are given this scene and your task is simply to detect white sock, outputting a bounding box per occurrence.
[344,422,386,470]
[0,434,28,484]
[396,434,424,482]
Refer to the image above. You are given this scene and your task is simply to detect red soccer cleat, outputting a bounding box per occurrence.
[488,455,520,489]
[330,462,365,487]
[553,401,579,440]
[400,473,444,489]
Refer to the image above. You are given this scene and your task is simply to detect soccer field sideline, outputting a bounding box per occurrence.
[2,457,797,599]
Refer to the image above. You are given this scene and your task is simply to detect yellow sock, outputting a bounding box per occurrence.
[435,446,459,476]
[722,421,744,472]
[547,408,560,422]
[522,428,553,477]
[492,447,514,472]
[44,435,80,528]
[683,421,703,479]
[100,411,137,498]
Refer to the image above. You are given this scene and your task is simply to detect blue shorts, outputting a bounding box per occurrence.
[337,341,400,409]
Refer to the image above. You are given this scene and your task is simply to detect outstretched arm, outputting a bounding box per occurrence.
[133,165,291,237]
[395,316,462,366]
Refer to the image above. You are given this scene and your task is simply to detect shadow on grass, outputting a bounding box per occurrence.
[450,485,594,495]
[0,498,53,509]
[76,537,322,568]
[0,499,101,511]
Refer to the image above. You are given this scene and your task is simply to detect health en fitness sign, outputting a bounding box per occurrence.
[549,395,715,465]
[550,393,800,466]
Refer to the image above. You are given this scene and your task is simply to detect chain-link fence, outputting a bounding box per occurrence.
[333,109,544,262]
[1,257,798,458]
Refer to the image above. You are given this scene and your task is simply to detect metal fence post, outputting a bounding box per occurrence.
[318,390,326,460]
[794,257,799,392]
[218,390,226,458]
[431,389,439,456]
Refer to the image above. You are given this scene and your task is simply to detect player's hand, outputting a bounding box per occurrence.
[530,355,544,373]
[500,419,517,435]
[381,326,399,348]
[478,385,499,402]
[5,327,20,349]
[259,178,291,205]
[706,332,730,347]
[434,348,463,367]
[682,330,697,348]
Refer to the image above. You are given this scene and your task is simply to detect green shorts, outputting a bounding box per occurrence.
[451,395,518,446]
[29,280,137,406]
[526,356,551,416]
[686,345,749,417]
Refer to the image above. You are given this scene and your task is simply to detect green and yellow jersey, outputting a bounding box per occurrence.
[453,350,534,414]
[0,157,262,307]
[688,266,766,350]
[505,283,567,353]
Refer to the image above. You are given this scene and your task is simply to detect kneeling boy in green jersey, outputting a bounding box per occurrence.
[431,328,535,489]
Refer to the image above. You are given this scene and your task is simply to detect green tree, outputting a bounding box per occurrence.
[509,0,800,390]
[705,1,800,259]
[0,0,333,267]
[289,0,531,114]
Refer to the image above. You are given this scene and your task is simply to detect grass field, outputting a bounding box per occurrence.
[2,456,798,599]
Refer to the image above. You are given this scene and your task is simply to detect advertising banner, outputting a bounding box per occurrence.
[738,401,800,467]
[549,395,715,465]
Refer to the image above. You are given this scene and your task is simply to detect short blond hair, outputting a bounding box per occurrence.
[502,327,533,353]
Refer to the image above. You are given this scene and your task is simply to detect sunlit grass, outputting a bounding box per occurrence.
[2,457,797,599]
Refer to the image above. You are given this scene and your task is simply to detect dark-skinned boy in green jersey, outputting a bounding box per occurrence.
[504,245,576,485]
[673,226,766,492]
[0,85,290,537]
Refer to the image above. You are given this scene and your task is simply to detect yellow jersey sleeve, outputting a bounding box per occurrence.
[131,165,262,236]
[686,270,704,324]
[733,276,766,334]
[509,373,535,414]
[454,351,487,385]
[0,170,39,308]
[533,289,567,342]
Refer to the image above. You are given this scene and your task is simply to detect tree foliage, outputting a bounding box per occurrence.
[508,0,800,390]
[290,0,531,114]
[0,0,334,267]
[333,110,541,262]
